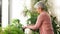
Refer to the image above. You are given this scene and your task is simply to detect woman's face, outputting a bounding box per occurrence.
[36,7,41,13]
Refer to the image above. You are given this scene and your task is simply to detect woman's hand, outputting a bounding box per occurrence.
[22,26,28,29]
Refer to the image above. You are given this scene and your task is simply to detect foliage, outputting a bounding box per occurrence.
[51,15,60,34]
[27,11,39,24]
[0,27,2,32]
[2,19,24,34]
[0,27,5,34]
[0,27,2,34]
[23,7,39,24]
[3,25,24,34]
[23,7,39,34]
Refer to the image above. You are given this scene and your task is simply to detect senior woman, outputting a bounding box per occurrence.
[23,1,54,34]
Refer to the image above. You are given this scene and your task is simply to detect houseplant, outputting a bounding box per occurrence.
[3,19,24,34]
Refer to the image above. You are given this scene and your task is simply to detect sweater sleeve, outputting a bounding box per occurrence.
[34,14,44,29]
[27,14,44,30]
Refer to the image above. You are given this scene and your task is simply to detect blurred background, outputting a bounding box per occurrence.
[0,0,60,34]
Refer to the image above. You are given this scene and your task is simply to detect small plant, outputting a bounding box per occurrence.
[3,19,24,34]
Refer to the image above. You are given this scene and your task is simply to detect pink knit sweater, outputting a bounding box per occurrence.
[35,11,54,34]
